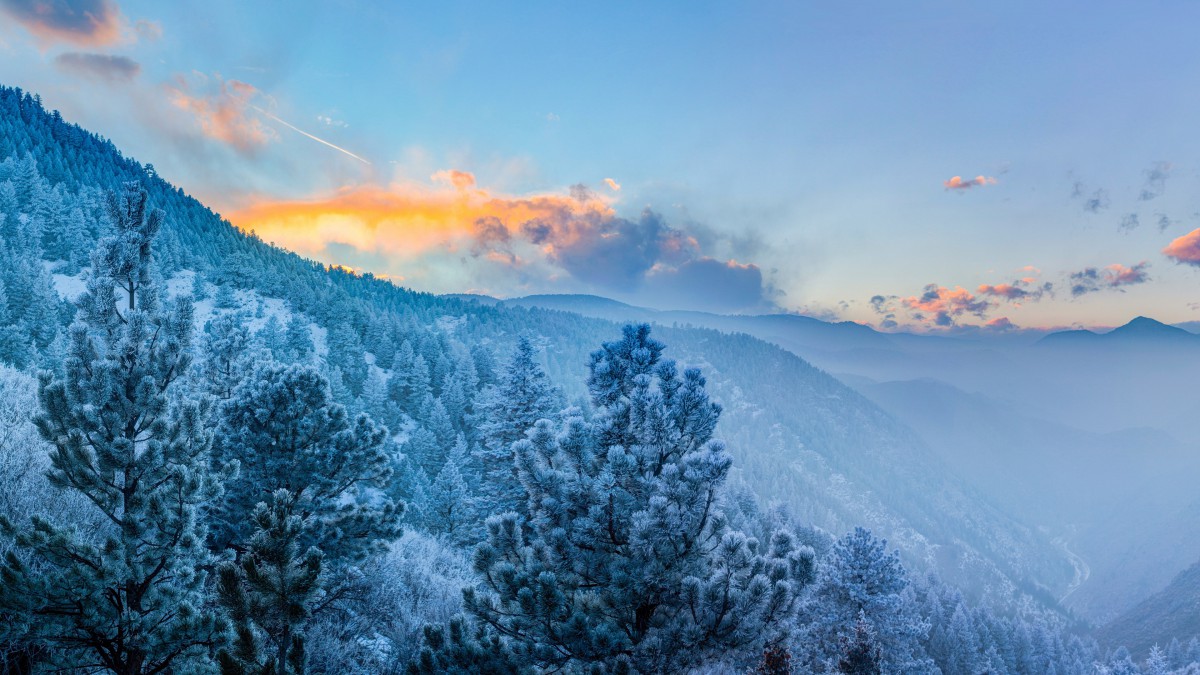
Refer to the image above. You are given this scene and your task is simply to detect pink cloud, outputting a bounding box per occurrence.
[944,175,998,190]
[1164,228,1200,266]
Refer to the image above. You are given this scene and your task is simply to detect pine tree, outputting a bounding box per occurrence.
[427,436,471,541]
[797,527,935,674]
[1145,644,1169,675]
[212,362,399,564]
[438,324,811,673]
[472,336,561,515]
[284,316,313,363]
[0,182,224,674]
[214,282,237,309]
[201,310,254,400]
[837,614,882,675]
[216,490,324,675]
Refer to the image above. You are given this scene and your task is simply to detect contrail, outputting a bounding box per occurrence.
[250,105,371,165]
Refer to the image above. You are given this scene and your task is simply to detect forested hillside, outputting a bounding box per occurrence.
[0,85,1196,673]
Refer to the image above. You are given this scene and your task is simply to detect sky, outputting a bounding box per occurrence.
[3,0,1200,331]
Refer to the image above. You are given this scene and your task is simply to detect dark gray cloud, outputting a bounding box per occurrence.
[467,194,776,312]
[0,0,123,46]
[520,208,696,291]
[1069,262,1150,297]
[1119,213,1140,231]
[54,52,140,81]
[1157,213,1174,232]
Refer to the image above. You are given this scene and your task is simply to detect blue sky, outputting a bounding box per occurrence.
[3,0,1200,330]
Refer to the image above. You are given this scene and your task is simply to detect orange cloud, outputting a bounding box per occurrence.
[431,169,476,190]
[229,178,613,262]
[944,175,998,190]
[604,178,621,191]
[1164,228,1200,265]
[167,75,274,153]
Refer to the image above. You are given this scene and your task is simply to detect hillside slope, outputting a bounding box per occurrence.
[0,84,1075,609]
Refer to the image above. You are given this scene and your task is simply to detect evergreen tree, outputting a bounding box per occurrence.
[797,527,934,674]
[284,315,313,362]
[472,336,561,515]
[257,314,286,360]
[0,182,224,674]
[837,614,883,675]
[216,490,324,675]
[212,363,399,564]
[214,282,237,309]
[201,310,254,400]
[427,436,471,541]
[440,324,811,673]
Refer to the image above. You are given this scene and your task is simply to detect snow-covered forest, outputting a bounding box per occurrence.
[0,86,1198,674]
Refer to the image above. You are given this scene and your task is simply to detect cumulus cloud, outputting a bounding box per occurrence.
[1163,228,1200,266]
[54,52,139,81]
[228,178,774,312]
[0,0,124,47]
[1069,262,1150,296]
[985,317,1018,332]
[166,74,275,154]
[944,175,998,191]
[1138,161,1172,201]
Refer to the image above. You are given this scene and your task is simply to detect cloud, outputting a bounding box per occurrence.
[228,178,774,312]
[133,18,160,41]
[545,112,559,122]
[902,285,992,326]
[985,317,1018,332]
[316,115,348,128]
[432,169,476,190]
[1156,213,1175,232]
[0,0,124,47]
[1071,182,1110,213]
[1069,262,1150,296]
[641,258,770,313]
[1138,161,1172,201]
[604,178,621,191]
[1119,213,1140,231]
[167,74,275,154]
[1164,228,1200,266]
[54,51,139,81]
[944,175,998,191]
[977,279,1052,303]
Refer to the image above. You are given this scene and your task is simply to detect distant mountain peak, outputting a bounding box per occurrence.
[1039,315,1196,346]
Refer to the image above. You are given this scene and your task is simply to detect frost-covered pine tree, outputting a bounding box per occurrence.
[0,182,224,674]
[472,335,561,515]
[441,324,812,673]
[284,315,313,362]
[426,435,471,541]
[212,363,399,564]
[216,490,324,675]
[201,310,254,400]
[797,527,935,674]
